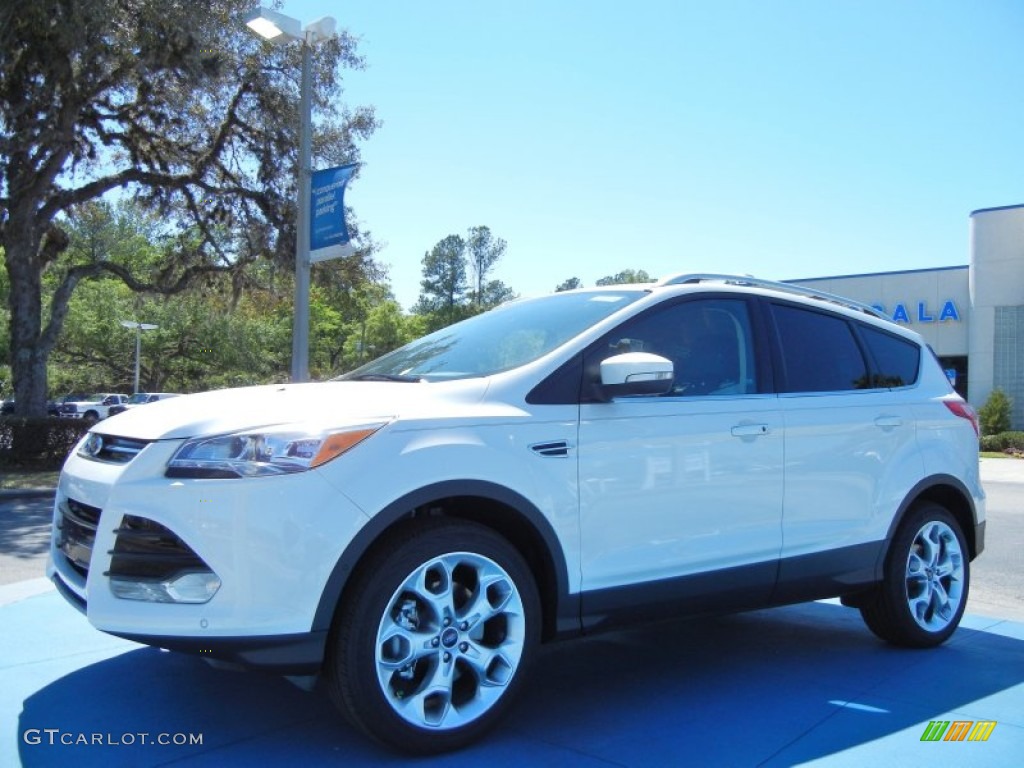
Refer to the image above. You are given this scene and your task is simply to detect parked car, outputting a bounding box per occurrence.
[49,274,984,754]
[58,393,129,421]
[108,392,181,417]
[49,393,89,417]
[2,398,64,416]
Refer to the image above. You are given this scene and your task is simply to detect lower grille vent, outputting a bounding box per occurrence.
[57,498,102,577]
[107,515,211,581]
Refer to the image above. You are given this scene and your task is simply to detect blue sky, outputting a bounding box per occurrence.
[283,0,1024,311]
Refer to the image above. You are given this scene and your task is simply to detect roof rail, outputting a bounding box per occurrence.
[656,273,888,321]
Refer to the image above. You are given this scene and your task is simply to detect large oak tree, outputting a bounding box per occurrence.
[0,0,378,415]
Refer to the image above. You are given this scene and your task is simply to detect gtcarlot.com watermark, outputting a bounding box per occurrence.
[23,729,203,747]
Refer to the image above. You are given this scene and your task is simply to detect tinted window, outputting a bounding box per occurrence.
[860,325,920,387]
[590,298,758,396]
[771,304,869,392]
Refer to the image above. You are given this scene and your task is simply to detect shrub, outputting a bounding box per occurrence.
[978,388,1013,436]
[0,417,90,470]
[979,431,1024,454]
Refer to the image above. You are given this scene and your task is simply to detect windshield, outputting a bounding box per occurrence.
[339,290,646,381]
[85,394,105,402]
[127,393,149,404]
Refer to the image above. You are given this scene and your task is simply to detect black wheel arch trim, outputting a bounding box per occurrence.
[879,474,983,571]
[311,480,576,639]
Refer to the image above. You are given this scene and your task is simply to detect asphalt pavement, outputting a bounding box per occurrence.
[2,461,1023,766]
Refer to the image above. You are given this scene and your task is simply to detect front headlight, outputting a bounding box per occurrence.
[165,423,384,478]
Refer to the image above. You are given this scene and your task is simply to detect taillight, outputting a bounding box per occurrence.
[944,399,980,438]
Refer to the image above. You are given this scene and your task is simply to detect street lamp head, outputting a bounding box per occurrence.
[304,16,337,44]
[120,321,159,331]
[244,7,302,44]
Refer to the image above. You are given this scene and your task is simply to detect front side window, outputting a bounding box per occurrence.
[771,304,869,392]
[588,298,758,396]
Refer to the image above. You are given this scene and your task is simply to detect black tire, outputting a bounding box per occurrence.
[326,518,540,754]
[860,503,969,648]
[83,410,99,421]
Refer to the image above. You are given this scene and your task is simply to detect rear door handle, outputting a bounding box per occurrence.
[731,424,769,437]
[874,416,903,429]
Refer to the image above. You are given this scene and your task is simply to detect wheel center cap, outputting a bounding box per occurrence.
[441,627,459,648]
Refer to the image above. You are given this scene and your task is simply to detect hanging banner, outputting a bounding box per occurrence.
[310,163,358,263]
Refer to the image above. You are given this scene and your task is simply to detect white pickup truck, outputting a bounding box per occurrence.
[58,393,129,421]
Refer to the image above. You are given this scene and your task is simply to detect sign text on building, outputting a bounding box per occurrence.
[871,300,961,325]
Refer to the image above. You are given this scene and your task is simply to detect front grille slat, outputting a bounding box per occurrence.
[57,499,102,577]
[83,434,151,464]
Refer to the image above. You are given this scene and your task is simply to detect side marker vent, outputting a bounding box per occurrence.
[530,441,570,458]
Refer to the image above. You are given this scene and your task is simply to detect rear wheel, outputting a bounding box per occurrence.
[860,503,969,647]
[326,518,540,754]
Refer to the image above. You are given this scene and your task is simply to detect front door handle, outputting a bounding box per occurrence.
[731,424,769,437]
[874,416,903,429]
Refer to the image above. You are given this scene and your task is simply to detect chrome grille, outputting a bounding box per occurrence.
[87,434,151,464]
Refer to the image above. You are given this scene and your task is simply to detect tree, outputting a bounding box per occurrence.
[555,277,583,292]
[596,269,652,286]
[466,226,506,307]
[0,0,379,415]
[414,235,468,331]
[979,388,1013,436]
[478,280,517,308]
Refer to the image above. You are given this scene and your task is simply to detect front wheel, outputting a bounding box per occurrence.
[326,518,540,754]
[860,503,969,648]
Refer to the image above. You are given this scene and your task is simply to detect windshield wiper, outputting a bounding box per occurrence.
[345,373,424,383]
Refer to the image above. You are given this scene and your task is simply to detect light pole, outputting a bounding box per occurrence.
[120,321,158,393]
[244,8,337,383]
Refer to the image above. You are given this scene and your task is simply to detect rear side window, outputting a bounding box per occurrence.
[859,325,920,388]
[771,304,869,392]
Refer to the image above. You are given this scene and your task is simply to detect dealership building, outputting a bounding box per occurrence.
[789,204,1024,429]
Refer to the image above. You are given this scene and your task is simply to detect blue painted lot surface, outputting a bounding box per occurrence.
[3,584,1022,767]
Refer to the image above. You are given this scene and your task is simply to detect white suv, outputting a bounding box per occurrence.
[48,274,985,754]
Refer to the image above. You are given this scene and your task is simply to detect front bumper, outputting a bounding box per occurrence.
[48,437,370,670]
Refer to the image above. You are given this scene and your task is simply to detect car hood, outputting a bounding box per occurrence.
[96,380,490,441]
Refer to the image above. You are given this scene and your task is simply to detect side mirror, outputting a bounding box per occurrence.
[599,352,674,399]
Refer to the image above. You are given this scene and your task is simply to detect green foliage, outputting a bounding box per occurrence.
[414,235,471,332]
[555,277,583,292]
[596,269,652,286]
[979,388,1013,436]
[0,417,90,470]
[1,0,380,413]
[0,198,406,395]
[466,226,507,306]
[413,228,516,332]
[979,431,1024,454]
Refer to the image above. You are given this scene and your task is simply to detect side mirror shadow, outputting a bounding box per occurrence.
[599,352,674,399]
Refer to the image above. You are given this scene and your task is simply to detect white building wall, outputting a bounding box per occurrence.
[971,205,1024,429]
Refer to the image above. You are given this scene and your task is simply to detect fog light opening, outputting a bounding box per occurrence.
[110,570,221,604]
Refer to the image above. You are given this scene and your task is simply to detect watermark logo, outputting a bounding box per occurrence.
[23,729,203,747]
[920,720,997,742]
